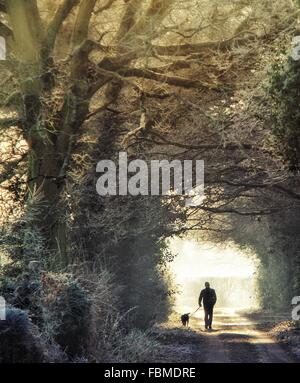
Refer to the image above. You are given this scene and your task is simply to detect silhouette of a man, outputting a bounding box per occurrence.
[199,282,217,330]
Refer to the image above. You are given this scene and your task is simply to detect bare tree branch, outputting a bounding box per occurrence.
[218,179,300,201]
[72,0,97,48]
[151,33,256,56]
[5,1,42,63]
[198,206,280,216]
[44,0,79,56]
[115,0,144,43]
[24,0,44,42]
[0,117,23,129]
[119,66,218,89]
[142,131,254,151]
[94,0,118,14]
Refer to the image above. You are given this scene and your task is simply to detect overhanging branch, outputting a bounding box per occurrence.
[198,206,279,216]
[218,179,300,201]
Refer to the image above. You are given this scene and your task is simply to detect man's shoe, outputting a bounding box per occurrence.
[209,326,212,330]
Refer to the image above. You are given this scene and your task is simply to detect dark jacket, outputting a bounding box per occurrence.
[199,287,217,307]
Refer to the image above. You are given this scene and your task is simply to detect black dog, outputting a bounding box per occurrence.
[181,313,190,327]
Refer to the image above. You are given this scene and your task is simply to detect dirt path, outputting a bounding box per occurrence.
[155,309,297,363]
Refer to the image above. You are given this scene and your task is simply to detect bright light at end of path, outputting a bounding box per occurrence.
[170,239,256,282]
[169,239,259,311]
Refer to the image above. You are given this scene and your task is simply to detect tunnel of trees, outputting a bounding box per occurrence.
[0,0,300,362]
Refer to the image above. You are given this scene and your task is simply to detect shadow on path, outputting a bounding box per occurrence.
[153,310,298,363]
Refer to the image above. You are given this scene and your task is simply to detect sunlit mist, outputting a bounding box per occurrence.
[169,239,259,314]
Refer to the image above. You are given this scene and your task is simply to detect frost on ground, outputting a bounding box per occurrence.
[270,321,300,360]
[150,319,207,363]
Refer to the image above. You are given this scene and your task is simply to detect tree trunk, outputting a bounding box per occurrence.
[24,91,69,265]
[27,133,68,265]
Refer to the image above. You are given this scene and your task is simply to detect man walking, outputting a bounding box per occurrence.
[199,282,217,330]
